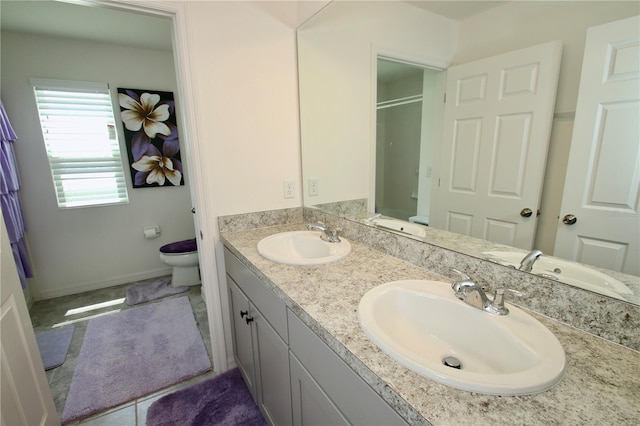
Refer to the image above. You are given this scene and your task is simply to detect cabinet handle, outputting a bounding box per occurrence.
[245,316,254,324]
[240,310,248,318]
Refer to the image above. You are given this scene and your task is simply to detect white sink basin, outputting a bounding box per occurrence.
[257,231,351,265]
[358,280,566,395]
[483,251,632,300]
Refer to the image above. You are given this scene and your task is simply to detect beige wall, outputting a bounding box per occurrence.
[185,1,302,217]
[1,31,195,299]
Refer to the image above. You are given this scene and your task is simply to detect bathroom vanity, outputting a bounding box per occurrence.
[220,216,639,425]
[225,246,406,425]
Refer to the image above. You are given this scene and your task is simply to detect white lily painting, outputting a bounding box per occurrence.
[117,88,183,188]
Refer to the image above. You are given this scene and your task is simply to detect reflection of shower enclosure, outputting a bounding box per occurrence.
[375,59,441,224]
[376,92,422,221]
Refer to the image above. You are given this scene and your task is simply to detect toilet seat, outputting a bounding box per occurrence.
[160,238,197,255]
[159,238,200,287]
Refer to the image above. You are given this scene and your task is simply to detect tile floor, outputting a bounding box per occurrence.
[29,278,216,425]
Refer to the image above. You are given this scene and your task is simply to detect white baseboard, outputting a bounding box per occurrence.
[226,356,237,371]
[36,267,172,300]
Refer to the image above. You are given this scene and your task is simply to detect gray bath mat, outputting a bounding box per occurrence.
[35,325,75,370]
[125,277,189,305]
[61,296,211,424]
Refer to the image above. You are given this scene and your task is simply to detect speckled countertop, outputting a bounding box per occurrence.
[221,223,640,425]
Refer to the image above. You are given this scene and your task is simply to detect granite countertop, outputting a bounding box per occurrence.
[221,223,640,425]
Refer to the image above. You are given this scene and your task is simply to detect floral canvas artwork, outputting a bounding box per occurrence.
[117,88,184,188]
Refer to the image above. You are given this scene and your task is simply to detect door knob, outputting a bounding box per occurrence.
[520,208,533,217]
[191,207,196,214]
[562,214,577,225]
[245,316,254,324]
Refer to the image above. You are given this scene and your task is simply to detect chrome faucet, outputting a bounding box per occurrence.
[307,222,342,243]
[519,249,543,272]
[450,268,522,315]
[362,213,381,225]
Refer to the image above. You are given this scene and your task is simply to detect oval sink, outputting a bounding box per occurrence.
[483,251,632,300]
[257,231,351,265]
[358,280,566,395]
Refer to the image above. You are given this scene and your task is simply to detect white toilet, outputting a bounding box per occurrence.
[159,238,201,287]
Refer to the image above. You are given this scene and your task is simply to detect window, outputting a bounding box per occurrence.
[31,78,129,209]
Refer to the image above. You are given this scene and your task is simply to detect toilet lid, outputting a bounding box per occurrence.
[160,238,197,254]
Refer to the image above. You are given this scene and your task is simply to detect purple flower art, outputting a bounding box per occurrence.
[117,88,184,188]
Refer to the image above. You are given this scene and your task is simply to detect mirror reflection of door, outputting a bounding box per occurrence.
[434,41,563,250]
[375,59,443,225]
[554,15,640,276]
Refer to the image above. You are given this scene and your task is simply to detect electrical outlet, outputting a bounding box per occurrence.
[283,180,295,199]
[308,178,319,196]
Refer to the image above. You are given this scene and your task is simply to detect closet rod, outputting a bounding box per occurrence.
[377,94,423,110]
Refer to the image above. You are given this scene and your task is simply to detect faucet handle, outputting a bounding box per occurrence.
[329,228,342,243]
[489,288,524,315]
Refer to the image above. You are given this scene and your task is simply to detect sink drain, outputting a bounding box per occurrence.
[443,356,462,369]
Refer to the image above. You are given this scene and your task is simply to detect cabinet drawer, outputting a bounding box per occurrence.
[288,311,408,426]
[224,247,288,342]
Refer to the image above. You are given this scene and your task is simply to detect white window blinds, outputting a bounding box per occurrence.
[31,78,129,209]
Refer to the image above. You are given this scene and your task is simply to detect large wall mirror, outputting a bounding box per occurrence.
[298,1,640,305]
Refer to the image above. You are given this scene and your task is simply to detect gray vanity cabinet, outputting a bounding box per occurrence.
[224,246,408,426]
[227,280,258,400]
[252,307,292,425]
[289,353,350,425]
[225,248,292,426]
[288,312,408,426]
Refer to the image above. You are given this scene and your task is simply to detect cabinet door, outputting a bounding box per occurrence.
[227,277,257,402]
[253,307,293,426]
[288,312,408,425]
[290,352,349,426]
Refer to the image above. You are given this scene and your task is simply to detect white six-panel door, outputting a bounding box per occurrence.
[433,41,562,249]
[1,218,59,426]
[554,16,640,276]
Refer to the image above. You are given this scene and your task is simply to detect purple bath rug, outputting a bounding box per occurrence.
[146,368,266,426]
[35,325,74,370]
[61,296,211,424]
[125,277,189,305]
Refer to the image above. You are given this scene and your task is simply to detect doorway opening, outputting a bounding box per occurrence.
[374,58,444,226]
